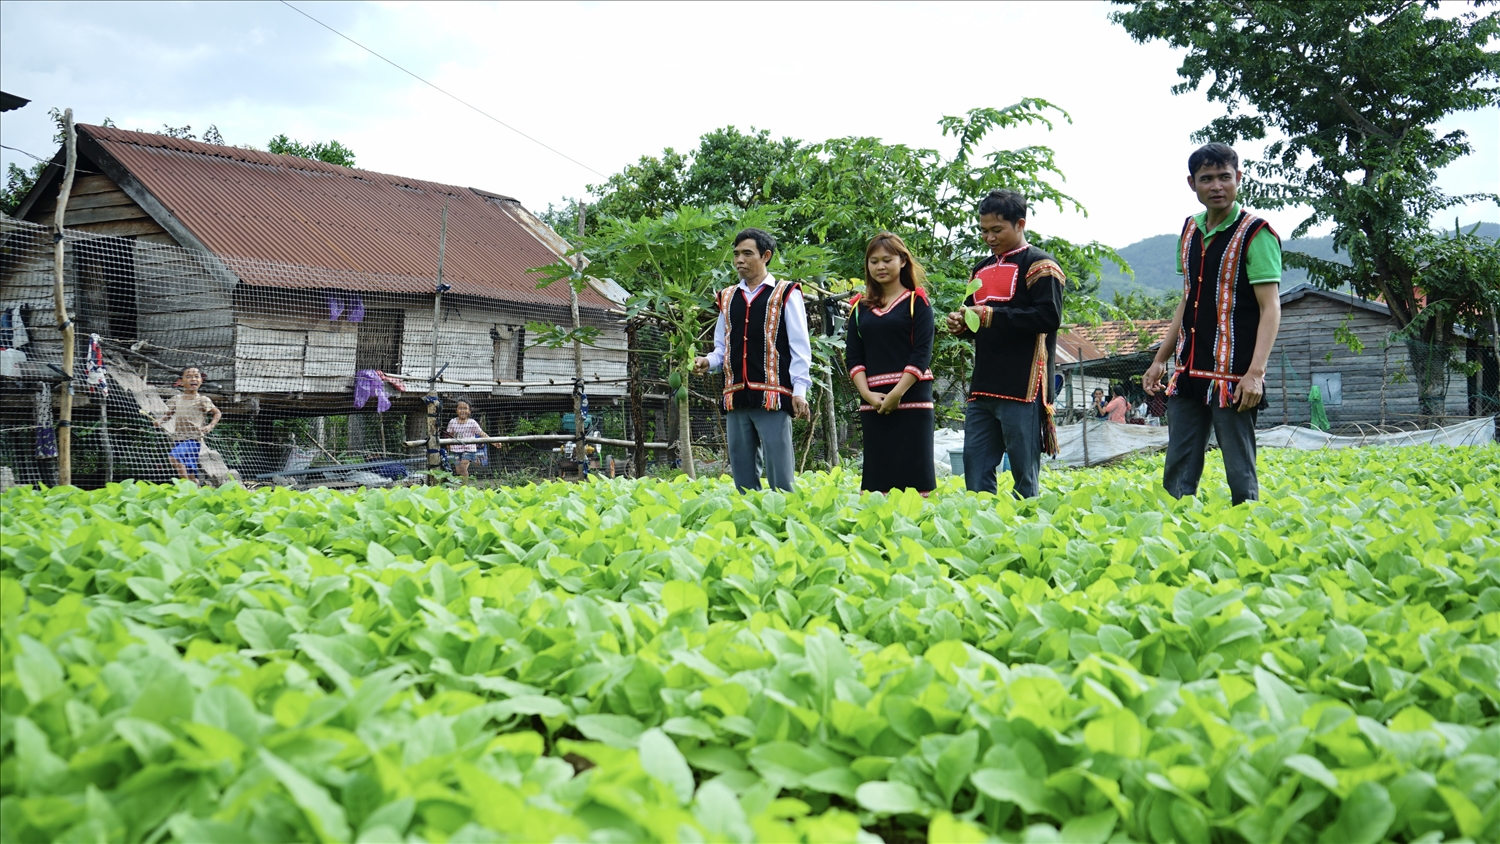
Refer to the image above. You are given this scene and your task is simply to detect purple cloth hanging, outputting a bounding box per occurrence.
[348,295,365,323]
[328,294,344,321]
[354,369,390,413]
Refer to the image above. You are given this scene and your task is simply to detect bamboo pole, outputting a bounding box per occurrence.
[427,203,449,482]
[572,204,586,477]
[52,108,78,486]
[403,433,669,449]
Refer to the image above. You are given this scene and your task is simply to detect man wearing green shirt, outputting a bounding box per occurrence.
[1143,143,1282,505]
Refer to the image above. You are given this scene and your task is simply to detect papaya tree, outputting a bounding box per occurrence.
[535,204,829,478]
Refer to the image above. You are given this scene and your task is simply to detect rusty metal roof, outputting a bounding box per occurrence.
[1061,319,1172,360]
[80,124,612,309]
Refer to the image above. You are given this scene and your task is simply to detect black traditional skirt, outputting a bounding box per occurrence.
[859,406,936,493]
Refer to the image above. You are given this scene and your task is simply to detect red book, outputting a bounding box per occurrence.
[972,262,1019,304]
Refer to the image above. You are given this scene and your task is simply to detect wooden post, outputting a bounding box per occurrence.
[427,203,448,482]
[822,354,839,468]
[572,203,586,478]
[679,376,696,479]
[628,321,647,477]
[1080,360,1090,467]
[52,108,78,486]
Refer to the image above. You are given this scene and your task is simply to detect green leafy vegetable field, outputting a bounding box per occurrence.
[3,446,1499,843]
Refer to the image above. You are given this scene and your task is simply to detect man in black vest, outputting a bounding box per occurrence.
[946,190,1066,498]
[693,228,812,491]
[1143,143,1282,505]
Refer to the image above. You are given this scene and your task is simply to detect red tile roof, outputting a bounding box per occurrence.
[81,125,612,309]
[1060,319,1172,360]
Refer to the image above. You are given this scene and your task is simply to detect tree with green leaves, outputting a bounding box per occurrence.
[533,204,828,477]
[266,134,357,168]
[1112,0,1500,415]
[545,103,1126,406]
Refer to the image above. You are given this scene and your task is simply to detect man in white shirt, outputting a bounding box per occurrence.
[693,228,812,491]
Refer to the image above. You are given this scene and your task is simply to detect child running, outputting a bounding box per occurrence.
[445,400,489,479]
[156,365,220,481]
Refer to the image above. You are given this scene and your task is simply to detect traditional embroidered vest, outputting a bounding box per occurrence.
[965,246,1065,405]
[719,279,798,412]
[1170,210,1279,406]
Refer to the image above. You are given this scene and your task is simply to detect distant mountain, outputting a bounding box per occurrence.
[1097,221,1499,298]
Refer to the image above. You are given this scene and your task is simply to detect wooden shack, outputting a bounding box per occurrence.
[2,125,626,418]
[1054,287,1474,428]
[1269,285,1470,427]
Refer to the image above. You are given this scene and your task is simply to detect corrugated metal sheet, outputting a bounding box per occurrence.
[82,124,612,309]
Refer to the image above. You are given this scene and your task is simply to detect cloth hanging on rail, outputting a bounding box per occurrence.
[87,334,109,398]
[354,369,391,413]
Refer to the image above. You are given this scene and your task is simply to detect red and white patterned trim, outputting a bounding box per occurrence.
[848,365,867,377]
[868,289,912,316]
[903,365,934,381]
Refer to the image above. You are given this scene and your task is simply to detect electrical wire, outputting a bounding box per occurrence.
[277,0,608,179]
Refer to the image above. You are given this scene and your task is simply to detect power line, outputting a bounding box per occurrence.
[277,0,608,180]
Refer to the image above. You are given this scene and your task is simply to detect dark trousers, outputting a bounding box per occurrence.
[963,396,1041,497]
[726,407,795,492]
[1163,396,1260,504]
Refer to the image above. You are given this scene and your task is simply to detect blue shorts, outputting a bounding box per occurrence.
[170,440,201,474]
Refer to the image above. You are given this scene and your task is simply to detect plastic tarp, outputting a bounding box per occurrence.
[1255,416,1495,449]
[936,415,1496,472]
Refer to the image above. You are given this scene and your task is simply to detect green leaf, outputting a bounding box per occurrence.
[972,768,1052,817]
[575,713,647,748]
[964,309,980,333]
[1059,809,1118,844]
[14,635,64,705]
[1083,708,1144,758]
[258,748,352,843]
[1318,781,1395,844]
[639,728,695,805]
[855,781,927,816]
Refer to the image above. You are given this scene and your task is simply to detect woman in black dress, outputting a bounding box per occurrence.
[846,232,936,494]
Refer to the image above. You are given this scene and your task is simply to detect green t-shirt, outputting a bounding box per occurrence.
[1174,202,1282,284]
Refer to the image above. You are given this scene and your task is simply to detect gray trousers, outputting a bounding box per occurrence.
[1163,396,1260,505]
[726,408,795,492]
[963,396,1041,497]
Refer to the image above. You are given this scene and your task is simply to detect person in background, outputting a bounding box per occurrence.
[1102,386,1130,423]
[1091,387,1108,418]
[156,365,220,481]
[846,232,936,494]
[1143,143,1282,505]
[445,400,489,479]
[693,228,812,492]
[945,189,1066,498]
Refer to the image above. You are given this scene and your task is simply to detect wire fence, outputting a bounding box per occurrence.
[4,214,1492,490]
[1056,336,1499,435]
[0,217,864,489]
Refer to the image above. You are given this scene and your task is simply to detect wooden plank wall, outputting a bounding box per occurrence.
[233,288,357,394]
[1271,295,1471,426]
[26,171,168,240]
[0,224,75,369]
[134,241,236,384]
[397,299,628,398]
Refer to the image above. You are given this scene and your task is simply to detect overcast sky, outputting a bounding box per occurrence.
[2,0,1495,249]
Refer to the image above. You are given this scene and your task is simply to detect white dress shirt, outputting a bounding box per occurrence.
[705,273,812,399]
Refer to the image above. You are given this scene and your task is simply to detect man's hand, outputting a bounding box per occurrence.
[946,311,967,335]
[792,396,811,420]
[1233,370,1265,411]
[692,356,710,376]
[1143,359,1168,396]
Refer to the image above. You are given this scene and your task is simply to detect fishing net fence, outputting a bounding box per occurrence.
[0,217,862,489]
